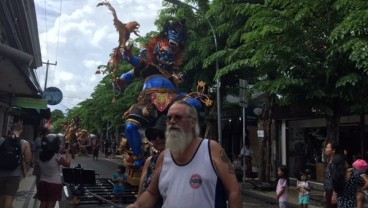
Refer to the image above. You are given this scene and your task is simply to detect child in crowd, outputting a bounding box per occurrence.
[276,165,289,208]
[297,171,312,208]
[352,159,368,208]
[112,165,128,203]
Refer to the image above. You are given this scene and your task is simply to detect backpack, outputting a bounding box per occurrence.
[0,135,22,170]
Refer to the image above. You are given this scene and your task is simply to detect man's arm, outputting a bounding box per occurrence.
[210,141,242,208]
[137,156,152,196]
[127,152,164,208]
[22,140,32,164]
[21,140,32,177]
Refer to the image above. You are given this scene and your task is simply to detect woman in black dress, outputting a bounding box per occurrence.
[331,154,365,208]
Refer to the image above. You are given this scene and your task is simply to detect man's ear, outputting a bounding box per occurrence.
[189,119,197,129]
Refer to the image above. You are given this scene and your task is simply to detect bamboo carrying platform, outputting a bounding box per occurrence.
[62,167,138,206]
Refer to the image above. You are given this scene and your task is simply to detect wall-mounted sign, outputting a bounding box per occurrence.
[257,130,264,138]
[43,87,63,105]
[12,97,48,109]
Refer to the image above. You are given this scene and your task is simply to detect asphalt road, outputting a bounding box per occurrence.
[242,194,279,207]
[60,155,126,208]
[60,154,281,208]
[69,155,122,178]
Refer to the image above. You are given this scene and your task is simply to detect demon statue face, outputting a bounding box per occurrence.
[164,19,187,48]
[154,40,175,69]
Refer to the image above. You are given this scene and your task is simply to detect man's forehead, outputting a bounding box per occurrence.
[168,103,186,113]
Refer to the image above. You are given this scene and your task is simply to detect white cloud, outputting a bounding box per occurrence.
[58,71,73,81]
[34,0,162,111]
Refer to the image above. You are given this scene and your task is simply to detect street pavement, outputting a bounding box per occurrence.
[13,154,122,208]
[14,153,329,208]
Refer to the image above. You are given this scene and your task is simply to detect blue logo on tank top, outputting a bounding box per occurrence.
[189,174,202,189]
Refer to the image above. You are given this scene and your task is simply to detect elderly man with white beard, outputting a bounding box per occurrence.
[127,100,242,208]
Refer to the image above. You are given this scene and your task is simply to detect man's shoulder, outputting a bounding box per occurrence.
[20,139,31,153]
[206,138,220,146]
[20,138,30,145]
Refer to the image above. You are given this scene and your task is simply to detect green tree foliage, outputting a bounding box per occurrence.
[50,109,65,133]
[161,0,218,92]
[52,117,66,133]
[331,0,368,71]
[207,0,368,181]
[330,0,368,113]
[51,109,64,121]
[211,0,368,137]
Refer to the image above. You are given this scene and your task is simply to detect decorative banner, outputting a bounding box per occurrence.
[151,93,173,112]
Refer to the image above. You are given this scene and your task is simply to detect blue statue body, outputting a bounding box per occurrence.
[114,20,207,167]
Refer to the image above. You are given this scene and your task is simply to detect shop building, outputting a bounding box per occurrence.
[280,115,367,182]
[0,1,50,139]
[221,95,367,184]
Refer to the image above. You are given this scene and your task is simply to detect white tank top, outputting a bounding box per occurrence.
[159,139,227,208]
[39,154,62,184]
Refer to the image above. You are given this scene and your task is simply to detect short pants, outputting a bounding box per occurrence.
[37,180,63,201]
[0,176,21,195]
[299,194,311,205]
[279,201,288,208]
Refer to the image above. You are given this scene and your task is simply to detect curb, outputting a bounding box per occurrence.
[242,188,300,208]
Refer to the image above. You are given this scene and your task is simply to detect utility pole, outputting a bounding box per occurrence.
[239,79,248,182]
[42,60,57,91]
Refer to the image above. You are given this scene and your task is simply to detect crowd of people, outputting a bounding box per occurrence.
[0,124,71,208]
[2,103,368,208]
[322,141,368,208]
[274,141,368,208]
[0,101,243,208]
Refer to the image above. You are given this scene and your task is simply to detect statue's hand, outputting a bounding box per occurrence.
[121,44,132,62]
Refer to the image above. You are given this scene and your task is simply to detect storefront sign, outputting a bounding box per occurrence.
[12,97,48,109]
[43,87,63,105]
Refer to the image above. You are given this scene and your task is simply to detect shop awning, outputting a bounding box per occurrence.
[11,97,51,120]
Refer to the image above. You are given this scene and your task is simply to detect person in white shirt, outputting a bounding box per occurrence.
[32,127,50,199]
[127,100,242,208]
[240,144,253,177]
[37,134,71,208]
[297,171,312,208]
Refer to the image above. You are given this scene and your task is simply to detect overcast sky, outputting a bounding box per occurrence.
[34,0,163,112]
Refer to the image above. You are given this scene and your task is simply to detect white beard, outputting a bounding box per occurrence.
[165,126,193,155]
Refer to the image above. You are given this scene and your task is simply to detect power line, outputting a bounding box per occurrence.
[51,0,63,85]
[55,0,62,60]
[44,0,48,58]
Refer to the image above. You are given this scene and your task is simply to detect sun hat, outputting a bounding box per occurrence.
[145,115,167,141]
[353,159,368,173]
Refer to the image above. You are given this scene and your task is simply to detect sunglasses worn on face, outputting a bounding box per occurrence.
[148,132,165,141]
[167,114,192,122]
